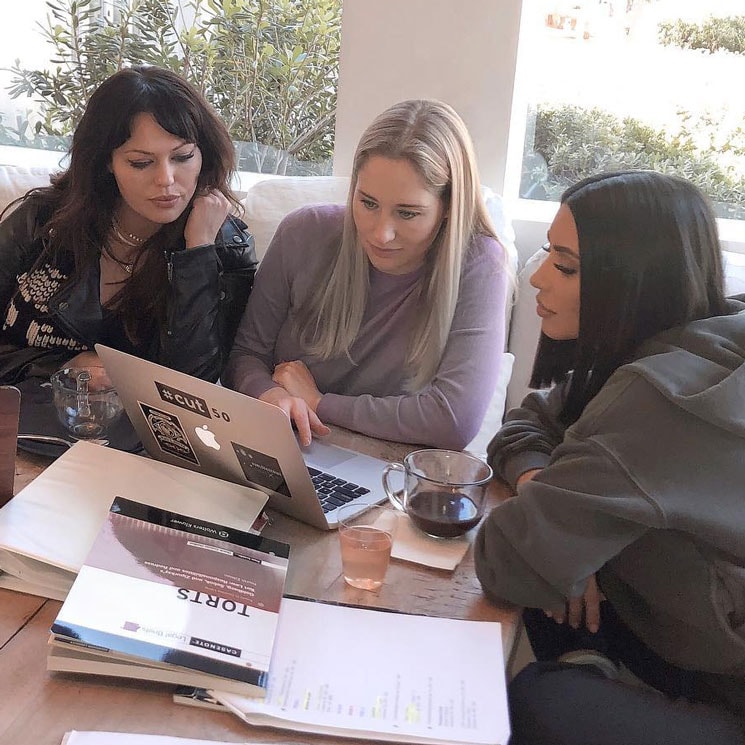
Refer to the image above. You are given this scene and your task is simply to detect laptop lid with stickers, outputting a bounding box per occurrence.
[95,345,387,530]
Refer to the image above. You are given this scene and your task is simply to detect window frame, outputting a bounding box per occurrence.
[501,0,745,260]
[1,0,744,261]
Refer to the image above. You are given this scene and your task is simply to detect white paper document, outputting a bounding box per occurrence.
[212,597,510,745]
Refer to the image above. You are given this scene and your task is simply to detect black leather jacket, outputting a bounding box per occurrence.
[0,199,257,384]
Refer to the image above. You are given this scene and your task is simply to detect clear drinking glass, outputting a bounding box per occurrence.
[338,502,397,591]
[50,368,123,440]
[383,449,492,538]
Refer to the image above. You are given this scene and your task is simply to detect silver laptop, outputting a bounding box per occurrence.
[95,345,388,530]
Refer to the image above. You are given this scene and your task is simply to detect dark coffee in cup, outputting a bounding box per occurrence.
[407,491,481,538]
[383,450,492,540]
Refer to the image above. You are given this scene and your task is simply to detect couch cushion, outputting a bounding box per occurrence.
[0,165,54,215]
[724,251,745,296]
[466,352,514,457]
[242,176,350,261]
[504,248,543,413]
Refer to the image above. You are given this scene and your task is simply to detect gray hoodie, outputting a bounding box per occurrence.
[475,299,745,713]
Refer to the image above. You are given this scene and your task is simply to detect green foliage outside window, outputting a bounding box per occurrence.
[2,0,342,175]
[522,104,745,220]
[658,15,745,56]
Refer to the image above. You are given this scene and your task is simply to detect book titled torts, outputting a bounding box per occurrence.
[49,496,289,697]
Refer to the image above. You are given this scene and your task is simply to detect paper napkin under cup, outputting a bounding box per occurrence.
[375,511,469,571]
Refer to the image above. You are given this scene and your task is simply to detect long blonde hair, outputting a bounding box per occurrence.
[296,99,499,391]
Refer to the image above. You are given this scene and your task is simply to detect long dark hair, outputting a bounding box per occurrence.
[531,170,728,425]
[20,65,238,343]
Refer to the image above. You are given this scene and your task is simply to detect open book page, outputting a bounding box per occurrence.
[212,597,510,745]
[0,441,267,599]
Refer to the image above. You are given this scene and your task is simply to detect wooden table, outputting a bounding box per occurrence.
[0,429,517,745]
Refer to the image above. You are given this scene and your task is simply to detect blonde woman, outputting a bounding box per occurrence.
[224,99,509,448]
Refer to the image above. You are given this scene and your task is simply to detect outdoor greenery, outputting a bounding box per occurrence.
[658,15,745,56]
[2,0,342,174]
[522,104,745,220]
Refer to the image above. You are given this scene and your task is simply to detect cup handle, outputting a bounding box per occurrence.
[382,462,406,512]
[76,370,92,419]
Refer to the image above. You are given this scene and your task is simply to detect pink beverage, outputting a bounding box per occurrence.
[339,525,393,590]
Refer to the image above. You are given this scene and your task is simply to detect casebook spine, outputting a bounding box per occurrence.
[51,621,268,688]
[46,647,266,698]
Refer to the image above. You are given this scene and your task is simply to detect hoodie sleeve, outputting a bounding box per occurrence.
[476,372,666,611]
[487,379,571,488]
[475,427,662,612]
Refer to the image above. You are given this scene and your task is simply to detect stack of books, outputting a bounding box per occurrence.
[49,496,289,697]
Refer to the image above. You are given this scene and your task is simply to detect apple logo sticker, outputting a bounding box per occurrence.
[194,424,221,450]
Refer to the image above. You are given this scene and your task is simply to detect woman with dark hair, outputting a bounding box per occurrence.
[475,171,745,743]
[0,65,256,385]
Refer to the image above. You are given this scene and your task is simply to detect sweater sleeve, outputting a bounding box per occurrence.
[222,213,296,396]
[475,426,661,612]
[486,380,571,487]
[316,238,509,450]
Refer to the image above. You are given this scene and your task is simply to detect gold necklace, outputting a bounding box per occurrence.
[111,217,146,248]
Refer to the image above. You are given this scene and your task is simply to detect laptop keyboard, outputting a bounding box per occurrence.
[307,467,371,513]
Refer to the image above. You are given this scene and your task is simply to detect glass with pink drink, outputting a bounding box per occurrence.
[338,502,397,591]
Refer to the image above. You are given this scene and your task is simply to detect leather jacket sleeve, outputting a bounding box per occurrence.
[159,215,257,382]
[0,199,73,383]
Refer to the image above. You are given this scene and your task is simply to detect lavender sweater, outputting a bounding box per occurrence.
[224,204,508,449]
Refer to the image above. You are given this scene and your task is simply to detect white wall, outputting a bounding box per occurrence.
[332,0,523,196]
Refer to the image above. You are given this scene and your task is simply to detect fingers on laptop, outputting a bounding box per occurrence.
[261,388,329,446]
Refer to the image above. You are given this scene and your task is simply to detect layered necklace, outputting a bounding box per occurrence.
[105,217,147,274]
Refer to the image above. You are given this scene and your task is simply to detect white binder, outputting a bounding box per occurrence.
[0,441,267,600]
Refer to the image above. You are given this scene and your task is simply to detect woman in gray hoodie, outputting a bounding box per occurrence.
[475,171,745,744]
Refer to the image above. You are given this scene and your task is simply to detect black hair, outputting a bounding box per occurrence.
[530,170,728,425]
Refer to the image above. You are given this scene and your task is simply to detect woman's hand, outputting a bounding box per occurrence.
[60,351,113,388]
[259,386,330,447]
[272,361,323,412]
[184,189,232,249]
[516,468,542,486]
[546,574,605,633]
